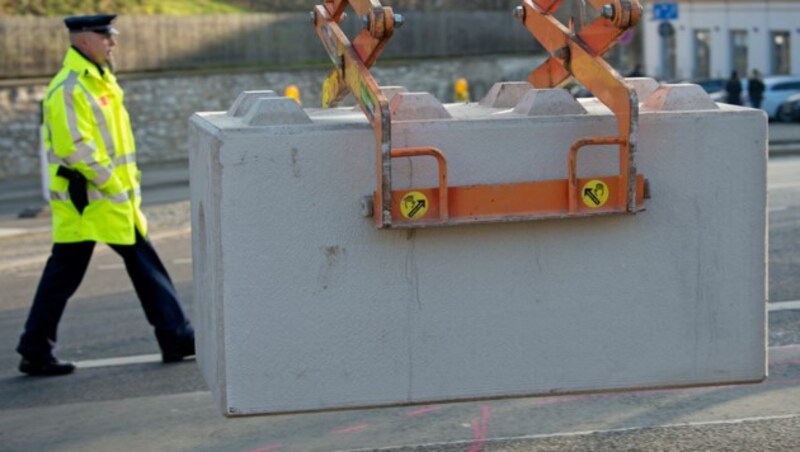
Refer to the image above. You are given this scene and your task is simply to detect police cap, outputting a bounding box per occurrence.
[64,14,119,35]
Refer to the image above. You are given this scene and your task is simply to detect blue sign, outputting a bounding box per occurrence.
[653,2,679,21]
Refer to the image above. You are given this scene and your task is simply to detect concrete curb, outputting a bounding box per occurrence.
[769,143,800,156]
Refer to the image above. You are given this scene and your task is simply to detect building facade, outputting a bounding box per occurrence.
[643,0,799,80]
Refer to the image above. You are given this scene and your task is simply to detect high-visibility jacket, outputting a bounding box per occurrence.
[44,48,147,245]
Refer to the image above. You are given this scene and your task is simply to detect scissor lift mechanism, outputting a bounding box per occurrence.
[310,0,646,228]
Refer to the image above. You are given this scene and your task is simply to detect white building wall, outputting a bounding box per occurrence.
[644,1,800,80]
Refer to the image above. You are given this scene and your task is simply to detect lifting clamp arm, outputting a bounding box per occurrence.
[515,0,644,213]
[311,0,647,229]
[311,0,401,226]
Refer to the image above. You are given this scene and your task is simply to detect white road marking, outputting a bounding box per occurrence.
[0,228,28,238]
[0,226,50,238]
[770,300,800,312]
[769,181,800,190]
[75,353,196,369]
[173,257,192,265]
[15,270,43,278]
[98,263,125,270]
[75,354,163,369]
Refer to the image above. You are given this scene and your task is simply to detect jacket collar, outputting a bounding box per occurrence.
[64,47,107,80]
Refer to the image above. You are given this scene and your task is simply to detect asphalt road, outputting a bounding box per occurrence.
[0,155,799,451]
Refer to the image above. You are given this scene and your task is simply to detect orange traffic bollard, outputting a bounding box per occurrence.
[454,78,469,102]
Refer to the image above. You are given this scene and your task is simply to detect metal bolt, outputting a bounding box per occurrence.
[360,195,375,217]
[513,6,525,19]
[309,10,316,24]
[393,14,405,28]
[600,4,615,20]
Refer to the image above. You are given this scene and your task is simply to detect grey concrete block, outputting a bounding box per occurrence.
[352,86,409,112]
[390,92,452,121]
[625,77,660,102]
[512,88,587,116]
[643,84,719,112]
[227,90,276,117]
[243,97,312,126]
[480,82,533,108]
[190,92,767,416]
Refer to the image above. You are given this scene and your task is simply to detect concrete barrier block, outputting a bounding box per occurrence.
[625,77,660,102]
[390,92,452,121]
[512,88,587,116]
[227,90,276,117]
[190,92,767,416]
[643,84,719,112]
[480,82,533,108]
[243,97,312,126]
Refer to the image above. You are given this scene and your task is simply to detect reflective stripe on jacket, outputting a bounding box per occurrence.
[44,48,147,244]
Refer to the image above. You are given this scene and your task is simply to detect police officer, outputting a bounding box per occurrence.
[16,15,195,376]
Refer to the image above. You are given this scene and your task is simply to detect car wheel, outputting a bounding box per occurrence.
[776,104,794,123]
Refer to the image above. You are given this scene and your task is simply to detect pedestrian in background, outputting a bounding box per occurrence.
[626,64,644,78]
[748,69,766,109]
[16,14,195,376]
[725,71,743,106]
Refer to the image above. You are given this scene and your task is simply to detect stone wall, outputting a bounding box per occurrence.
[0,11,537,78]
[0,55,541,180]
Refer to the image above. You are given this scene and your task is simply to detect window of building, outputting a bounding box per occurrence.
[730,30,748,77]
[656,20,676,80]
[771,32,791,75]
[693,29,711,79]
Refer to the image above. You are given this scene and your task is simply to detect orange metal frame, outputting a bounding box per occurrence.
[520,0,644,215]
[311,0,646,229]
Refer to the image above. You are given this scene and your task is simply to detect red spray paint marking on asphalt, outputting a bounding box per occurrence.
[331,423,369,434]
[250,444,282,452]
[468,405,491,452]
[407,406,443,416]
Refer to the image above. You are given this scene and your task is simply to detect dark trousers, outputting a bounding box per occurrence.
[17,231,193,360]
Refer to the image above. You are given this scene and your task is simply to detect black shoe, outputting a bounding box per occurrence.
[19,357,76,376]
[162,336,195,363]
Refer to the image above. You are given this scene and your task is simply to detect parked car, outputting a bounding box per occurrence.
[776,92,800,122]
[748,75,800,120]
[689,75,800,119]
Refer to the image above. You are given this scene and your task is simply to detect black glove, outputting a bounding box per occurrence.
[56,166,89,214]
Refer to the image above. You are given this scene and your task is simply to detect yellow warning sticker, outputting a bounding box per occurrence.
[399,191,429,219]
[581,180,610,208]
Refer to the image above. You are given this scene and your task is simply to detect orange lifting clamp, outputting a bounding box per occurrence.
[311,0,647,229]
